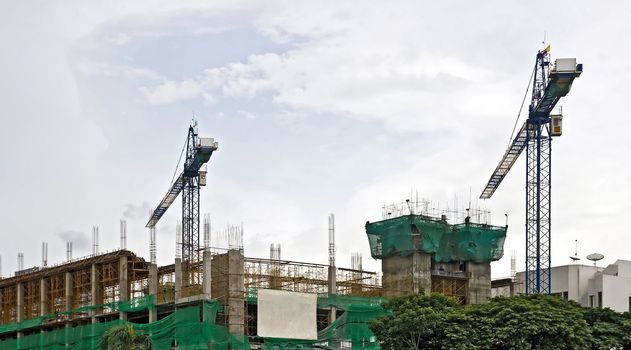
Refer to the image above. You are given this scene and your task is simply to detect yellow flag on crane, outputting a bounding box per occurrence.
[545,44,551,53]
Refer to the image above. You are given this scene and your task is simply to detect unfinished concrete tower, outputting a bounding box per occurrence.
[365,213,506,304]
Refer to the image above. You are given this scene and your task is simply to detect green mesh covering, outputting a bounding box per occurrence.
[0,295,157,335]
[0,297,250,350]
[365,215,507,263]
[317,294,385,311]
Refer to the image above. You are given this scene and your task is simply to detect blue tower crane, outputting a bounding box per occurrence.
[146,123,218,265]
[480,47,582,294]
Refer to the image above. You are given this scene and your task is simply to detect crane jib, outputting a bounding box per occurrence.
[146,132,218,229]
[480,122,528,199]
[480,58,581,200]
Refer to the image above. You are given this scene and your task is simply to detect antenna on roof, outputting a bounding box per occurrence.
[570,239,580,263]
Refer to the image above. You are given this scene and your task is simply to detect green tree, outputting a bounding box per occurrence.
[101,324,152,350]
[368,293,477,350]
[370,294,594,350]
[468,295,591,350]
[582,306,631,349]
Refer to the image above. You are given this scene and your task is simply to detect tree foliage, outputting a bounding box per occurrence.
[101,324,152,350]
[369,293,631,350]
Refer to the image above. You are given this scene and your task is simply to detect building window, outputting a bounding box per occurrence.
[589,295,594,307]
[598,292,603,308]
[628,297,631,312]
[562,291,568,300]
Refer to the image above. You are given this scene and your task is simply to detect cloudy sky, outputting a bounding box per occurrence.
[1,1,630,278]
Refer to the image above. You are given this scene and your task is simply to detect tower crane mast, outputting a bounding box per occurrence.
[480,47,582,294]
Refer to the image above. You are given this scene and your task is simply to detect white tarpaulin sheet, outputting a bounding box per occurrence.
[257,289,318,340]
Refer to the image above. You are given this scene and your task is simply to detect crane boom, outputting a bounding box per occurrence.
[480,55,582,200]
[480,122,529,199]
[146,174,184,228]
[146,126,218,229]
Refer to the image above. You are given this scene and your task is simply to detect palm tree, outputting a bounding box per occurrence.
[101,324,152,350]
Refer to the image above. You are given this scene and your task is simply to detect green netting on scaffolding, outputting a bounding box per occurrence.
[245,290,385,311]
[0,294,157,336]
[0,297,250,350]
[317,294,385,311]
[260,294,388,350]
[365,214,507,263]
[317,304,387,350]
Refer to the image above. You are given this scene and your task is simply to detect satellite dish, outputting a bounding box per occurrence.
[587,253,604,266]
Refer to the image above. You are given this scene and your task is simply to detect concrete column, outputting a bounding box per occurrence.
[119,256,128,320]
[148,264,158,323]
[0,288,3,323]
[202,251,212,299]
[65,272,73,334]
[174,258,182,302]
[381,252,432,297]
[91,264,102,323]
[467,262,491,304]
[65,272,73,312]
[40,279,48,316]
[16,283,24,322]
[328,265,337,323]
[412,252,432,295]
[227,250,245,335]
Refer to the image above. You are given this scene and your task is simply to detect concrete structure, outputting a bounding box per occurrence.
[0,248,381,345]
[493,260,631,313]
[587,260,631,312]
[507,264,602,304]
[382,257,491,304]
[372,213,501,305]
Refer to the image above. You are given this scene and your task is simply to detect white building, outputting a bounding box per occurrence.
[493,260,631,313]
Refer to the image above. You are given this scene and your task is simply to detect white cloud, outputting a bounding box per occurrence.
[140,79,202,105]
[3,0,631,279]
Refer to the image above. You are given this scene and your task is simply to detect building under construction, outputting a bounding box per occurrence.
[0,200,506,349]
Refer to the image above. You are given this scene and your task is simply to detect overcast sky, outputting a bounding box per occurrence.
[1,1,630,278]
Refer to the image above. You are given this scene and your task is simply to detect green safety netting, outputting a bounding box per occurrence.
[365,215,507,263]
[317,294,385,311]
[0,297,250,350]
[0,294,157,336]
[317,303,387,350]
[246,290,385,311]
